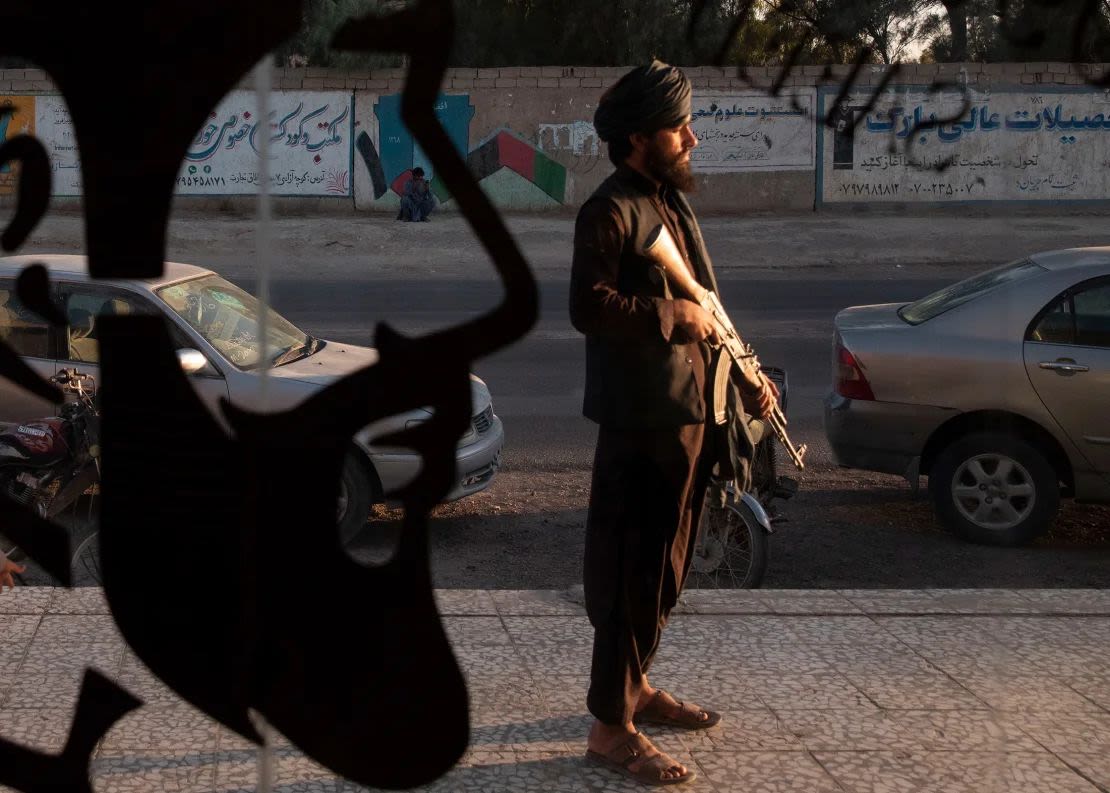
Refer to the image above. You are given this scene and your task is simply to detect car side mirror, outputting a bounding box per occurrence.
[176,348,210,375]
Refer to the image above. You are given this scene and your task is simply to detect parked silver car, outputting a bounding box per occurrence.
[825,247,1110,545]
[0,255,504,543]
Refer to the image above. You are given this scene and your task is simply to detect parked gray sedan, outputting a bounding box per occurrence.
[825,247,1110,545]
[0,255,504,543]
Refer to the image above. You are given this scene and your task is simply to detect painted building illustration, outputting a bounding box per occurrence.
[358,93,569,208]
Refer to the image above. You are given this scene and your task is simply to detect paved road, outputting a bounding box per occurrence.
[233,274,953,472]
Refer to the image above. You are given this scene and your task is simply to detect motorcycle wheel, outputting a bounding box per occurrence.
[69,523,102,586]
[689,496,769,589]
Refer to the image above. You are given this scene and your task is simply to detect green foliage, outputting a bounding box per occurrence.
[924,0,1110,62]
[276,0,402,67]
[272,0,1110,67]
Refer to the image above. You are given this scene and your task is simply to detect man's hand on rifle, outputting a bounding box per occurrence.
[744,373,779,419]
[0,555,25,591]
[672,299,719,344]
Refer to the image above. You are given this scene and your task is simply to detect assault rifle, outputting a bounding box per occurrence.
[644,223,807,470]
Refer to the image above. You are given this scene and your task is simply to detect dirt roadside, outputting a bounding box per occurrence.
[13,207,1110,283]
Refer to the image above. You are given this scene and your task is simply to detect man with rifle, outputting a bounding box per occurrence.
[570,60,780,786]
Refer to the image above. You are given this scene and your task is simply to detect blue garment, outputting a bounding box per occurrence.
[398,177,435,221]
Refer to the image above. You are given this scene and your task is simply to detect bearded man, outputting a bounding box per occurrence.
[570,60,777,786]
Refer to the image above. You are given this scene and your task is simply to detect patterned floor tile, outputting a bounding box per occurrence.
[434,589,498,616]
[672,615,796,642]
[0,586,53,615]
[924,590,1040,614]
[468,680,549,715]
[533,675,590,715]
[501,616,592,647]
[217,748,348,793]
[692,750,842,793]
[679,590,772,614]
[115,665,187,707]
[949,674,1105,713]
[1012,712,1110,753]
[875,616,1010,644]
[838,590,948,614]
[5,673,89,713]
[841,671,989,710]
[982,617,1110,647]
[47,587,110,614]
[1055,753,1110,792]
[774,616,887,643]
[816,646,938,676]
[469,711,586,753]
[0,707,77,753]
[745,672,877,711]
[757,592,864,615]
[1013,590,1110,614]
[490,590,585,617]
[455,645,533,679]
[442,616,512,647]
[781,709,1042,752]
[1063,675,1110,711]
[515,645,593,677]
[0,615,39,643]
[814,750,1101,793]
[649,674,773,713]
[674,709,801,752]
[378,747,716,793]
[34,614,122,644]
[99,706,220,754]
[92,753,220,793]
[21,640,125,678]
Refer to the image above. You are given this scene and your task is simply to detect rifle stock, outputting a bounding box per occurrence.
[644,223,807,470]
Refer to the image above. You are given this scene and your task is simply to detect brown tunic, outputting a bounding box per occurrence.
[570,166,717,725]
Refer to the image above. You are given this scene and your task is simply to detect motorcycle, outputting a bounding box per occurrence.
[689,366,797,589]
[0,368,102,583]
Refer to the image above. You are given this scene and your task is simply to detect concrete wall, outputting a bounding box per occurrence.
[4,62,1110,213]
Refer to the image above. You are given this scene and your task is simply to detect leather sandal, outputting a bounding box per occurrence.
[585,731,696,786]
[633,689,722,730]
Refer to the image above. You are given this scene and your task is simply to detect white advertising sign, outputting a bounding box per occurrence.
[33,91,353,197]
[690,89,815,172]
[821,87,1110,203]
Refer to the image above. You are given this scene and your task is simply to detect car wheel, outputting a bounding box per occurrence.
[929,432,1060,546]
[337,453,373,547]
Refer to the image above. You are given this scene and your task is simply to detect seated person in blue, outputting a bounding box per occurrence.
[397,167,436,222]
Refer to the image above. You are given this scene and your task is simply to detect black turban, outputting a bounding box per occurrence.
[593,60,692,142]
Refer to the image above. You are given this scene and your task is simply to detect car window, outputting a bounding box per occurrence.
[155,275,309,370]
[0,281,51,358]
[1030,281,1110,348]
[62,289,156,363]
[898,259,1043,325]
[1074,283,1110,348]
[1030,298,1075,344]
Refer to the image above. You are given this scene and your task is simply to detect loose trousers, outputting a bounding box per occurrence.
[583,420,715,725]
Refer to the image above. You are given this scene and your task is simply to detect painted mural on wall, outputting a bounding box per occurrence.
[820,86,1110,203]
[356,92,570,208]
[9,92,353,197]
[0,96,36,195]
[690,90,815,171]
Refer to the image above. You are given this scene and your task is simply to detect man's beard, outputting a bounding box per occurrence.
[645,143,696,192]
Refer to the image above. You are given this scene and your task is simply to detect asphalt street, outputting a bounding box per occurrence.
[229,274,954,472]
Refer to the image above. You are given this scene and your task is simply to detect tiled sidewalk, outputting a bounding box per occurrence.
[3,587,1110,792]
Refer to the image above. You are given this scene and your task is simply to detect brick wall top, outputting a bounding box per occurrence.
[4,64,1110,94]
